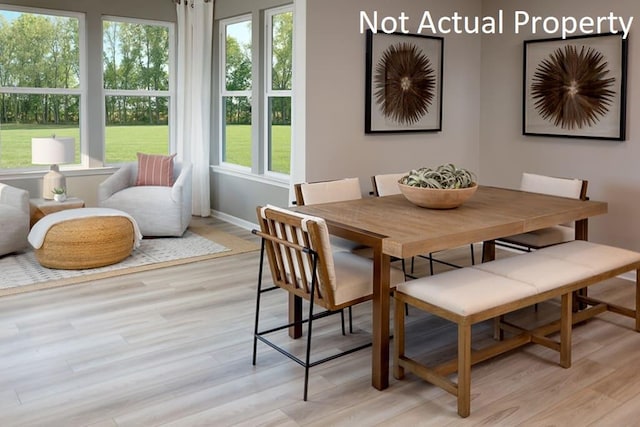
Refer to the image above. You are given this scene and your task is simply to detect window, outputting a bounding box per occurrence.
[219,5,293,178]
[102,17,173,164]
[0,6,84,170]
[220,16,252,169]
[265,7,292,176]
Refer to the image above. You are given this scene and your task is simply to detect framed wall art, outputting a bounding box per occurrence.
[523,33,628,141]
[365,31,444,133]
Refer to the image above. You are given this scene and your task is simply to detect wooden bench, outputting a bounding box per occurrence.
[393,240,640,418]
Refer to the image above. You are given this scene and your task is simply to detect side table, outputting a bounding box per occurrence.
[29,197,85,228]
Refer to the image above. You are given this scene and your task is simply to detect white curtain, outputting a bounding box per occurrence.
[176,0,214,217]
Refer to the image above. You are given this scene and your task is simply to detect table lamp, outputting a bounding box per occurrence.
[32,136,75,199]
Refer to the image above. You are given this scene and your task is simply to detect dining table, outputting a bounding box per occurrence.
[295,185,608,391]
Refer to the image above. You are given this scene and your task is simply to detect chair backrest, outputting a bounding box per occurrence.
[520,172,588,200]
[294,178,361,206]
[256,205,339,310]
[371,173,406,197]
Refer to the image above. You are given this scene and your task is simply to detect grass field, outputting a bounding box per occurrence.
[224,124,290,173]
[0,124,291,172]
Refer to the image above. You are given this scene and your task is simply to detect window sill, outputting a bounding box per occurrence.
[210,165,290,189]
[0,167,119,181]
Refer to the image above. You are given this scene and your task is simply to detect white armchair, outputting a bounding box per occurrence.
[0,183,30,256]
[98,161,193,237]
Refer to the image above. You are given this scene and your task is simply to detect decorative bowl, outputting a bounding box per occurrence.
[397,182,478,209]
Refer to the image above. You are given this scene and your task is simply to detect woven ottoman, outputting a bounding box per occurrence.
[28,207,142,270]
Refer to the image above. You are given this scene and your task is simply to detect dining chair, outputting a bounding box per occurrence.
[294,177,364,252]
[371,173,476,276]
[496,172,588,252]
[252,204,405,400]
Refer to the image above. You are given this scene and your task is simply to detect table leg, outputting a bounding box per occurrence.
[575,219,589,309]
[575,218,588,241]
[372,244,391,390]
[482,240,496,263]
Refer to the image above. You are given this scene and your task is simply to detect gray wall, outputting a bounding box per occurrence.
[480,0,640,250]
[304,0,482,183]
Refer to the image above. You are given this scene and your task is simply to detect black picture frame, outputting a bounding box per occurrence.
[523,33,628,141]
[365,30,444,134]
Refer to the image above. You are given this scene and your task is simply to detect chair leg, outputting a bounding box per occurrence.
[303,255,319,401]
[253,240,267,365]
[340,309,346,336]
[470,244,475,265]
[349,306,353,334]
[429,253,435,275]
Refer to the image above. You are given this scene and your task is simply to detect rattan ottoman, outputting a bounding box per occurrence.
[27,207,142,270]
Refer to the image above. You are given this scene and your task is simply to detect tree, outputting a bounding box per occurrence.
[225,32,252,124]
[270,12,292,125]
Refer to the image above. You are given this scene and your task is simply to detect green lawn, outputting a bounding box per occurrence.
[0,124,291,172]
[225,124,291,173]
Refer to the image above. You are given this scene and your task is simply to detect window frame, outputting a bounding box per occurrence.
[263,5,293,181]
[101,15,175,165]
[219,13,253,173]
[0,4,87,172]
[217,5,294,183]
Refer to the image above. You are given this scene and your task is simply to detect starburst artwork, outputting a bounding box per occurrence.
[365,31,443,133]
[523,34,627,140]
[374,42,435,125]
[531,45,615,130]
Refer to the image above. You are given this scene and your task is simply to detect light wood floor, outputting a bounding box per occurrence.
[1,218,639,426]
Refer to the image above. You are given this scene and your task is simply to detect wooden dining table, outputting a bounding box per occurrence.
[295,185,608,391]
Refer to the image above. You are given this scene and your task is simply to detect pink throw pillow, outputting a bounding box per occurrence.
[135,153,176,186]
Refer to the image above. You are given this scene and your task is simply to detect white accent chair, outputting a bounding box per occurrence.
[98,161,193,237]
[497,172,588,251]
[252,205,405,400]
[0,183,30,257]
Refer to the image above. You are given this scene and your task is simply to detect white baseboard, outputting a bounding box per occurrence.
[210,209,257,231]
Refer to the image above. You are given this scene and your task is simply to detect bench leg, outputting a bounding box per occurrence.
[457,323,472,418]
[393,294,406,380]
[560,293,572,368]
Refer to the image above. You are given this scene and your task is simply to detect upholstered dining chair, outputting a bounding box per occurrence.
[294,178,364,252]
[371,173,476,276]
[252,205,405,400]
[496,172,588,251]
[0,183,29,257]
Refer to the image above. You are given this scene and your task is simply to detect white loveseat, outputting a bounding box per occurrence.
[0,183,30,256]
[98,161,193,237]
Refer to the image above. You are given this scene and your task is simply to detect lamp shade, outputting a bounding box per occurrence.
[32,137,75,165]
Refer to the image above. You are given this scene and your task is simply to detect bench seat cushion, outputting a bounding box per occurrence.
[396,268,536,316]
[534,240,640,273]
[473,252,595,293]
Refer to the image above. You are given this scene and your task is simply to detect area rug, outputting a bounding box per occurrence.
[0,225,259,297]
